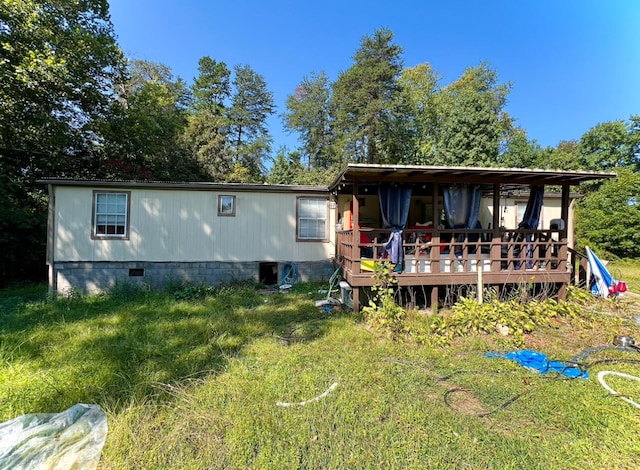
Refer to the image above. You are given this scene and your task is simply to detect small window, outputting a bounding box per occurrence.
[218,195,236,216]
[93,191,130,239]
[297,197,328,241]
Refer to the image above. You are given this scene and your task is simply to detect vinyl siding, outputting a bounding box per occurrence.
[53,186,335,263]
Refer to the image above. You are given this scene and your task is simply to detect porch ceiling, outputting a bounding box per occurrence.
[329,164,616,192]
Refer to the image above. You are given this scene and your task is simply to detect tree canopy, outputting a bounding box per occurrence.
[1,12,639,284]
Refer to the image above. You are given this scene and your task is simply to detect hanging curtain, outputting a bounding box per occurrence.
[518,185,545,230]
[442,184,483,229]
[516,185,545,269]
[378,183,412,268]
[443,184,484,256]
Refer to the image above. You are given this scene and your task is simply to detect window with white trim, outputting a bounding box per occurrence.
[297,197,327,241]
[93,192,129,238]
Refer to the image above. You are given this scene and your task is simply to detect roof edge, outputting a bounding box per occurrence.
[38,178,329,193]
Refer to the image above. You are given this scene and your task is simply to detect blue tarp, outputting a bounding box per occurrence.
[487,350,588,379]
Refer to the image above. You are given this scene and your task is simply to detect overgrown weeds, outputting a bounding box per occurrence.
[362,262,407,339]
[2,279,640,469]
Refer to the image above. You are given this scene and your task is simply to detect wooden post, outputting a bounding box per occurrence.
[431,182,440,271]
[491,183,501,273]
[353,287,360,313]
[559,184,570,272]
[431,286,439,314]
[477,264,483,303]
[352,182,360,272]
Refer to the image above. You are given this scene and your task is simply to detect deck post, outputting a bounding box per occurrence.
[352,181,360,273]
[559,184,570,272]
[431,286,438,314]
[353,286,360,313]
[491,183,502,272]
[557,283,567,301]
[431,182,440,271]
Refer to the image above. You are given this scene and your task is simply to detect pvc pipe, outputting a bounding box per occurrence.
[597,371,640,409]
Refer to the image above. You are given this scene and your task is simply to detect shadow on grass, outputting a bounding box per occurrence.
[0,282,348,417]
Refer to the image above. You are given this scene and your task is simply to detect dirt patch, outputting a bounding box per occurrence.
[443,387,490,416]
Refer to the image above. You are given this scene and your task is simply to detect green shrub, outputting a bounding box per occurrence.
[362,262,406,340]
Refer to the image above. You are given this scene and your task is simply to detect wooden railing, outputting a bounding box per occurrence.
[337,228,568,277]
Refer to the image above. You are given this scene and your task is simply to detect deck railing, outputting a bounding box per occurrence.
[336,228,568,277]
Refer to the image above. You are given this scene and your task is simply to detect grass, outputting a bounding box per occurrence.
[1,277,640,469]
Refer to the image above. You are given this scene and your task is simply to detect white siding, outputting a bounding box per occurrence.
[54,186,335,263]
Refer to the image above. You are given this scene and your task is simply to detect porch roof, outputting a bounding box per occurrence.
[329,163,616,192]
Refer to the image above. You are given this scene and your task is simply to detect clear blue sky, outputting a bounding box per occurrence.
[109,0,640,153]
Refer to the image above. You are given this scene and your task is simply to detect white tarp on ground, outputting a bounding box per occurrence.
[0,404,107,470]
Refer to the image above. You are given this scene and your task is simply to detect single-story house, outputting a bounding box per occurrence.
[41,164,615,310]
[41,180,337,295]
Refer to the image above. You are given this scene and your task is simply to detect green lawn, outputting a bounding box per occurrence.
[1,280,640,469]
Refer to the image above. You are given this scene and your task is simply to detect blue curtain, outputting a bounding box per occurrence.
[517,185,545,269]
[443,184,483,230]
[443,184,484,256]
[378,184,412,267]
[518,185,545,230]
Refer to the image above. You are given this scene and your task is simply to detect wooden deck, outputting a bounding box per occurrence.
[337,228,576,310]
[329,163,616,312]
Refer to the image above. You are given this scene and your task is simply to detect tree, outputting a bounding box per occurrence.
[535,140,583,171]
[283,71,334,169]
[331,28,403,164]
[435,89,500,166]
[1,0,123,160]
[575,168,640,258]
[392,63,441,164]
[191,56,231,115]
[499,127,542,168]
[579,118,640,171]
[0,0,123,284]
[97,60,200,180]
[227,64,275,181]
[182,57,233,181]
[267,147,303,184]
[432,63,511,166]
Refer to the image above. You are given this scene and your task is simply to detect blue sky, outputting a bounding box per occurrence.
[109,0,640,153]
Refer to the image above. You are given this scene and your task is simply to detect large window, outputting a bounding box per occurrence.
[297,197,327,241]
[93,191,130,239]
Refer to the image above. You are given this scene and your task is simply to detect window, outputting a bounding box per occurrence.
[297,197,328,241]
[93,191,130,239]
[218,195,236,216]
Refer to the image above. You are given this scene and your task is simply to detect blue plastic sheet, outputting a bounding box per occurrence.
[487,350,588,379]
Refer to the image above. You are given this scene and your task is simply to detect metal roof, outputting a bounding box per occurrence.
[39,178,328,194]
[329,163,616,191]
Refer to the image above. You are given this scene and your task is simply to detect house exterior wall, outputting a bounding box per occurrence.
[50,185,336,294]
[53,186,335,262]
[484,196,564,230]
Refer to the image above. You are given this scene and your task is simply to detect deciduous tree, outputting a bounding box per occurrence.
[0,0,123,284]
